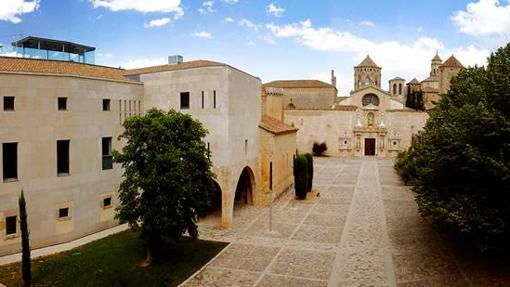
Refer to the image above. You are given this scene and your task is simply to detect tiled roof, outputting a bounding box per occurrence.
[356,55,380,68]
[263,80,335,89]
[124,60,226,75]
[259,115,298,135]
[441,55,464,68]
[408,78,420,84]
[0,56,138,84]
[390,76,405,81]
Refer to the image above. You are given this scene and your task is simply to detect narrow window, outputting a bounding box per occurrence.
[58,97,67,111]
[392,83,397,95]
[269,162,273,191]
[119,100,122,123]
[57,140,70,175]
[102,137,113,170]
[180,92,190,109]
[103,197,112,208]
[398,83,402,95]
[213,91,217,109]
[5,216,16,235]
[201,91,205,109]
[138,101,141,115]
[2,143,18,181]
[244,139,248,155]
[103,99,111,111]
[58,207,69,218]
[3,96,14,111]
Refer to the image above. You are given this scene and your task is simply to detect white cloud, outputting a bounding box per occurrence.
[123,57,166,69]
[89,0,183,18]
[97,52,113,58]
[267,19,489,94]
[221,0,238,5]
[359,20,375,27]
[0,0,39,23]
[239,18,259,31]
[266,3,284,17]
[144,17,171,28]
[192,31,212,38]
[263,35,276,45]
[452,0,510,37]
[222,17,234,23]
[198,1,214,15]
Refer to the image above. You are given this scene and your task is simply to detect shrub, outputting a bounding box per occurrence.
[293,155,308,199]
[305,153,314,192]
[395,43,510,250]
[312,142,327,156]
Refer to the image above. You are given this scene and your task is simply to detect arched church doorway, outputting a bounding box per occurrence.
[235,166,255,207]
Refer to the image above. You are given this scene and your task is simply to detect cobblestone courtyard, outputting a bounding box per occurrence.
[184,157,510,287]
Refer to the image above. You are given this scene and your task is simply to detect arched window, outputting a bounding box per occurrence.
[393,83,397,95]
[398,83,402,95]
[362,94,380,106]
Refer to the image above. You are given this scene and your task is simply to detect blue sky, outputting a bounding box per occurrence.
[1,0,509,95]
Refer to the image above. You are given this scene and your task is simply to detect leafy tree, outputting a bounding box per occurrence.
[305,153,314,192]
[19,190,31,285]
[113,109,216,266]
[395,43,510,250]
[406,90,425,111]
[293,155,308,199]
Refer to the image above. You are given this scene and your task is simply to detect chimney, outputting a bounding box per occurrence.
[168,55,183,65]
[331,69,337,87]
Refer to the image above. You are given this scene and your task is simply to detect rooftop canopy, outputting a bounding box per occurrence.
[12,36,95,54]
[10,36,96,64]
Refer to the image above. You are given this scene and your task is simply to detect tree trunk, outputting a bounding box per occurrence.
[140,240,153,267]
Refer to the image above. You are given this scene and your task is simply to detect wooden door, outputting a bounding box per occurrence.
[364,138,376,156]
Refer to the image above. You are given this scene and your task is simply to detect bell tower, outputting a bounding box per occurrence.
[354,55,381,91]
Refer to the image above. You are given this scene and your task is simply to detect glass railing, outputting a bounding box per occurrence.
[0,46,95,64]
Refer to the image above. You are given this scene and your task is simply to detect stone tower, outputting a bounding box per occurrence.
[354,55,381,91]
[439,55,464,94]
[388,77,406,98]
[430,51,442,77]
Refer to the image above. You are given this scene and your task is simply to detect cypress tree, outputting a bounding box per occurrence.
[19,190,31,285]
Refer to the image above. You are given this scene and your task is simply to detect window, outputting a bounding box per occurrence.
[269,162,273,191]
[362,94,380,106]
[58,97,67,111]
[2,143,18,181]
[103,99,111,111]
[201,91,205,109]
[103,197,112,208]
[102,137,112,170]
[213,91,217,109]
[180,92,190,109]
[58,207,69,218]
[398,83,402,95]
[57,140,70,175]
[3,97,14,111]
[244,139,248,155]
[392,83,397,95]
[5,216,16,236]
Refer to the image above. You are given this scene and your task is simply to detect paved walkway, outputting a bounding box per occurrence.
[182,157,510,287]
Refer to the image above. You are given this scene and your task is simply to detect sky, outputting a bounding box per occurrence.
[0,0,509,95]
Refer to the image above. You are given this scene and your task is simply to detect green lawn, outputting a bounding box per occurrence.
[0,231,227,287]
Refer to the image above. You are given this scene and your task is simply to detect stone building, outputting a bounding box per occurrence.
[263,75,337,110]
[418,53,464,109]
[0,55,143,256]
[124,60,263,228]
[264,55,430,157]
[0,36,299,256]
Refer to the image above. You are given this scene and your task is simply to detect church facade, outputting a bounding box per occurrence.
[263,53,463,157]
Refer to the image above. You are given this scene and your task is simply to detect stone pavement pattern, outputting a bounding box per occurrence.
[183,157,510,287]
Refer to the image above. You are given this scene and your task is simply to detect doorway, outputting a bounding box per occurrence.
[364,138,376,156]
